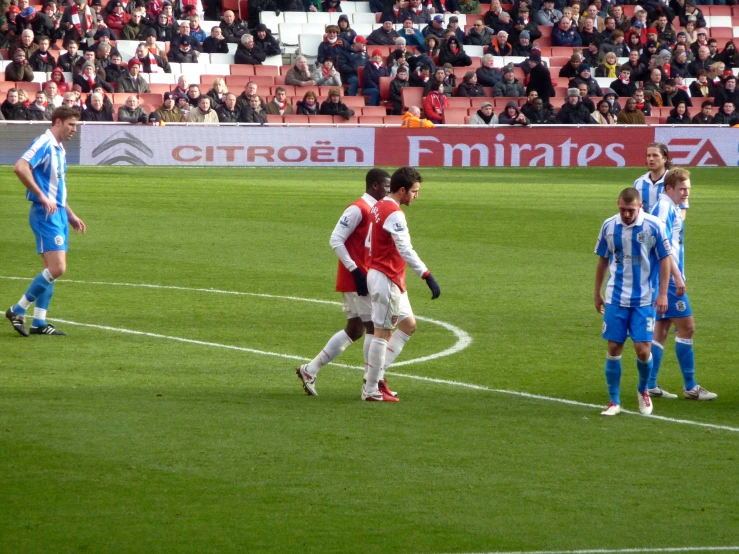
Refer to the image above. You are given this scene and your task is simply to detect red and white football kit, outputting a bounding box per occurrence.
[329,193,377,322]
[367,197,429,329]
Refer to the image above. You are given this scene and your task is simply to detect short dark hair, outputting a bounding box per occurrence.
[701,100,713,109]
[366,168,391,189]
[665,78,676,86]
[390,166,422,193]
[619,187,641,204]
[51,106,81,125]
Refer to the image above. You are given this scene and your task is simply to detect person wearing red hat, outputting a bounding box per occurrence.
[116,57,151,93]
[363,49,389,106]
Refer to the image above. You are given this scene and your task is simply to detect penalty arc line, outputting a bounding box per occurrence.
[3,276,738,434]
[455,546,739,554]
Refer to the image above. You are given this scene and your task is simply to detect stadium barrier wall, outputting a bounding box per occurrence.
[1,123,737,167]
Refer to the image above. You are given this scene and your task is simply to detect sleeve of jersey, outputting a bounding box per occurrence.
[329,205,363,272]
[655,221,672,260]
[656,205,680,266]
[594,222,609,257]
[21,138,47,169]
[384,211,429,278]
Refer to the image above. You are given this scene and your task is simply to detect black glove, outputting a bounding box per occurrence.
[424,273,440,300]
[351,268,369,296]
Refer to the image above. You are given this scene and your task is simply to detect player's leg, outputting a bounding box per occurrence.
[674,314,717,400]
[363,270,399,402]
[630,306,656,415]
[29,251,68,335]
[647,318,674,397]
[362,320,374,380]
[377,294,415,397]
[601,304,627,415]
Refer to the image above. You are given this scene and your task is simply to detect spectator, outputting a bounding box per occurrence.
[661,79,691,108]
[602,88,621,117]
[596,52,619,79]
[457,71,485,97]
[469,100,497,125]
[28,35,56,72]
[691,100,714,124]
[633,89,652,116]
[232,34,264,66]
[189,14,207,46]
[591,99,616,124]
[559,54,582,79]
[81,92,114,121]
[176,95,191,117]
[410,64,432,87]
[322,0,342,12]
[458,0,480,15]
[398,17,425,49]
[719,41,739,69]
[399,0,432,25]
[446,16,465,44]
[577,82,596,113]
[253,24,280,57]
[423,35,441,58]
[715,75,739,110]
[320,87,355,120]
[424,67,452,96]
[183,84,200,107]
[24,90,50,120]
[104,53,126,83]
[337,15,356,46]
[423,15,447,41]
[581,41,599,68]
[235,81,266,112]
[389,66,409,115]
[60,0,96,46]
[400,105,435,127]
[440,36,471,67]
[57,40,82,73]
[339,37,368,96]
[150,11,177,42]
[117,58,151,93]
[363,50,389,106]
[688,70,714,99]
[643,67,664,99]
[579,17,600,48]
[654,14,674,46]
[679,0,706,30]
[498,100,529,125]
[580,4,604,33]
[296,90,320,116]
[617,97,645,124]
[599,30,626,60]
[74,60,113,93]
[84,84,114,112]
[465,19,493,46]
[219,9,247,44]
[173,76,190,97]
[167,35,199,64]
[670,51,690,79]
[1,89,29,120]
[493,64,524,97]
[487,30,512,56]
[390,51,412,78]
[511,30,532,57]
[188,95,219,123]
[556,88,591,124]
[317,25,345,67]
[665,101,691,124]
[5,50,34,81]
[216,93,241,122]
[491,11,513,36]
[61,90,83,113]
[688,46,712,77]
[568,63,601,96]
[610,66,636,98]
[206,78,228,107]
[106,1,130,38]
[423,81,449,124]
[174,21,202,53]
[265,87,294,116]
[368,18,399,46]
[313,59,342,87]
[442,63,457,89]
[712,101,738,125]
[120,9,144,40]
[536,0,561,26]
[552,16,581,47]
[622,50,646,82]
[522,97,557,124]
[133,44,171,74]
[203,26,229,54]
[525,51,554,104]
[286,56,316,87]
[483,0,503,27]
[155,91,185,122]
[511,5,541,45]
[43,82,64,108]
[118,94,148,123]
[640,40,659,67]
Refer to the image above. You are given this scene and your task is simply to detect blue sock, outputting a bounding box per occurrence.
[605,355,622,405]
[647,341,664,390]
[676,338,697,390]
[32,282,55,327]
[636,355,653,394]
[13,270,54,315]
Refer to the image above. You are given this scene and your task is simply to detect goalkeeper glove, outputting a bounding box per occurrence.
[424,273,441,300]
[351,268,369,296]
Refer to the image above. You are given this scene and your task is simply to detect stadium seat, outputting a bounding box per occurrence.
[464,115,472,124]
[707,5,732,16]
[307,12,331,24]
[210,53,236,64]
[284,114,310,124]
[442,108,467,124]
[239,0,248,20]
[469,97,494,109]
[149,72,176,84]
[710,27,733,39]
[379,76,392,101]
[149,84,171,95]
[254,65,279,76]
[361,106,386,116]
[447,97,471,108]
[551,47,576,57]
[266,114,283,124]
[14,82,41,93]
[260,11,283,30]
[222,0,239,13]
[352,12,377,25]
[299,34,324,58]
[230,65,255,75]
[206,64,232,76]
[354,2,372,12]
[384,115,403,124]
[341,96,366,108]
[358,116,384,124]
[263,55,283,67]
[401,87,424,110]
[707,15,732,27]
[465,45,485,58]
[308,115,335,124]
[226,75,274,87]
[278,23,303,45]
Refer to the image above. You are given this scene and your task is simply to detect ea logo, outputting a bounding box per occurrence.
[676,301,686,312]
[54,235,64,246]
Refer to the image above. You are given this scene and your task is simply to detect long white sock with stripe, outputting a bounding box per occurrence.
[306,330,353,377]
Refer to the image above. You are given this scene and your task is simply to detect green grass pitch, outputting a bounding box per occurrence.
[1,166,738,554]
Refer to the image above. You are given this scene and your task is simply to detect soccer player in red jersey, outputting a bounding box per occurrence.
[362,166,441,402]
[296,169,391,396]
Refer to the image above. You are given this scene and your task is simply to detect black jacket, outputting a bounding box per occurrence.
[521,102,557,124]
[1,101,29,120]
[29,50,57,72]
[217,106,241,122]
[556,101,592,124]
[234,43,266,65]
[73,74,114,93]
[240,107,268,124]
[389,78,408,115]
[203,37,230,54]
[476,66,502,88]
[526,63,555,104]
[320,100,355,119]
[456,82,486,97]
[662,89,692,108]
[253,32,281,57]
[438,43,472,67]
[81,107,114,121]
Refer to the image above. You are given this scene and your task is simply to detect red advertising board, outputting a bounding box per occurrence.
[375,127,654,168]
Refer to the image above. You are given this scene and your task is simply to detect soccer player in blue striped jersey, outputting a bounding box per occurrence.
[5,107,86,337]
[633,142,690,219]
[594,188,672,416]
[648,168,717,401]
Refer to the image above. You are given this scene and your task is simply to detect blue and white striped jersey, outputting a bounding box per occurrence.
[595,211,672,308]
[21,129,67,208]
[651,193,684,282]
[633,171,666,215]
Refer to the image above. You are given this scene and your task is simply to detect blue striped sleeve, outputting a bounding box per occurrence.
[595,220,610,257]
[21,137,50,169]
[653,221,671,260]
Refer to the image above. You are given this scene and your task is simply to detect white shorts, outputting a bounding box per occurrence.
[342,292,372,322]
[368,269,413,329]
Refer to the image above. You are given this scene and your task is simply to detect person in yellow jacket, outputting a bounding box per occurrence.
[400,106,435,128]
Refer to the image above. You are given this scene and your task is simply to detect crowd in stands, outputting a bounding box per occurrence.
[1,0,738,125]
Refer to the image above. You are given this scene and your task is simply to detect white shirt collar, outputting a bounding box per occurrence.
[659,192,678,208]
[361,192,377,206]
[44,129,62,150]
[617,210,644,228]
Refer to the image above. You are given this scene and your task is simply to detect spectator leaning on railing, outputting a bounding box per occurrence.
[241,95,268,125]
[2,89,30,120]
[423,81,449,124]
[188,95,220,123]
[81,92,114,121]
[469,101,497,125]
[556,88,591,124]
[498,100,529,125]
[320,87,355,120]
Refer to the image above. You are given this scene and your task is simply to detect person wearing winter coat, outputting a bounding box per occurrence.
[205,78,229,107]
[168,35,200,63]
[363,50,390,106]
[118,95,148,123]
[253,24,281,57]
[296,91,320,116]
[233,34,265,65]
[203,26,230,54]
[286,57,317,87]
[525,52,554,104]
[568,63,602,97]
[423,67,453,97]
[389,67,409,115]
[591,99,616,124]
[465,19,494,46]
[240,95,268,124]
[456,71,486,97]
[423,82,449,124]
[691,101,714,124]
[116,58,151,93]
[188,95,220,123]
[1,89,29,120]
[556,88,592,124]
[155,92,185,122]
[439,37,471,67]
[312,59,343,87]
[149,11,177,42]
[26,92,54,121]
[81,92,114,121]
[493,65,524,97]
[665,101,691,124]
[712,101,739,125]
[220,9,248,43]
[469,101,498,125]
[367,18,399,46]
[476,54,502,88]
[320,87,355,120]
[74,60,113,93]
[5,50,35,81]
[265,87,295,116]
[317,25,346,67]
[521,97,557,124]
[217,93,242,122]
[617,97,646,124]
[552,17,582,47]
[337,15,357,46]
[28,36,57,72]
[498,100,529,125]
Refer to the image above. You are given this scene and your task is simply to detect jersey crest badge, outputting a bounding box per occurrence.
[676,301,686,312]
[636,230,648,244]
[54,235,64,246]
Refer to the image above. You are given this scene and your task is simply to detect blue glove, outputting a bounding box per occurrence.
[351,268,369,296]
[424,273,440,299]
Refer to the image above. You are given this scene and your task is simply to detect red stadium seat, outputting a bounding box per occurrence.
[383,115,403,124]
[361,106,387,116]
[238,0,248,20]
[380,76,392,100]
[710,27,733,39]
[549,97,566,109]
[284,114,310,124]
[442,108,467,124]
[359,116,385,124]
[401,87,424,110]
[14,82,41,93]
[266,114,283,124]
[447,97,471,108]
[706,5,732,16]
[254,65,279,76]
[230,65,255,75]
[469,97,493,109]
[538,26,553,38]
[308,115,336,124]
[341,96,366,108]
[551,47,577,57]
[464,115,472,124]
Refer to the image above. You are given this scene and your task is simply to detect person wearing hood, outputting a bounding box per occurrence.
[665,100,691,124]
[320,87,355,120]
[317,25,346,67]
[469,101,498,125]
[46,67,69,94]
[493,64,524,97]
[389,66,409,115]
[439,37,471,67]
[601,88,621,117]
[616,97,645,124]
[155,91,185,122]
[73,60,113,92]
[116,58,151,93]
[498,100,528,125]
[465,19,494,46]
[336,14,356,46]
[253,23,280,56]
[368,18,399,46]
[423,81,449,124]
[118,94,148,123]
[556,88,591,124]
[5,50,35,81]
[525,51,554,104]
[719,41,739,68]
[476,53,502,87]
[456,71,485,97]
[81,92,114,121]
[568,63,602,96]
[401,105,435,127]
[188,95,219,123]
[521,97,557,124]
[203,25,229,54]
[240,94,268,124]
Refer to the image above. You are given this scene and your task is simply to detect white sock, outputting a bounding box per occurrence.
[380,330,411,380]
[306,330,353,377]
[365,338,387,393]
[33,308,47,321]
[363,334,373,380]
[18,296,32,310]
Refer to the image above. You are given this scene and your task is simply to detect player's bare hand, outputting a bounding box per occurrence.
[40,195,58,215]
[673,275,686,297]
[594,294,605,314]
[654,293,668,317]
[69,215,86,234]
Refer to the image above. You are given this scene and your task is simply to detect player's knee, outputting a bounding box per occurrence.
[48,262,66,279]
[345,319,365,342]
[398,317,416,336]
[681,320,696,338]
[635,343,651,361]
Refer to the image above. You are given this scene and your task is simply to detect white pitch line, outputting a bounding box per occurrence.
[0,276,472,369]
[457,547,739,554]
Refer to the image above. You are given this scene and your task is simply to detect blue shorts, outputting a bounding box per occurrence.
[29,202,68,255]
[602,303,656,344]
[658,283,692,320]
